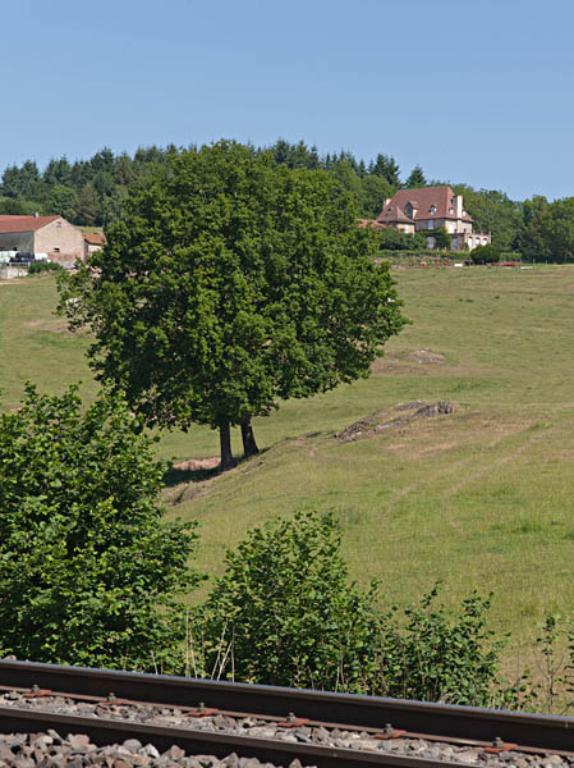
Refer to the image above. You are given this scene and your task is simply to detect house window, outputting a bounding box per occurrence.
[427,220,434,230]
[53,247,60,253]
[404,204,413,218]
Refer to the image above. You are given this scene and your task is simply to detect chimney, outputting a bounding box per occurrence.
[34,211,39,218]
[455,195,463,219]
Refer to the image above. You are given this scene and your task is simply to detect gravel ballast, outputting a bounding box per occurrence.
[1,691,573,767]
[0,731,311,768]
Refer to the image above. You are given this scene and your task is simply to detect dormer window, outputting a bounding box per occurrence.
[404,203,413,218]
[429,205,436,216]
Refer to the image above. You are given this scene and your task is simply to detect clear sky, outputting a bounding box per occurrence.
[2,0,572,200]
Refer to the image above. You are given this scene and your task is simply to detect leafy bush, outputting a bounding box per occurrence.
[28,260,63,274]
[193,511,380,691]
[427,227,451,250]
[375,587,526,707]
[0,385,199,669]
[377,228,427,251]
[530,615,574,713]
[192,511,522,705]
[470,244,501,264]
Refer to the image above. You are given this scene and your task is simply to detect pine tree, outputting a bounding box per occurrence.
[371,154,401,188]
[405,165,427,188]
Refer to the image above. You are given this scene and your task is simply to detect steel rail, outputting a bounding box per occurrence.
[0,659,573,754]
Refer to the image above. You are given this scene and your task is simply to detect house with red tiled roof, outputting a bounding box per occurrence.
[0,214,86,263]
[375,185,491,250]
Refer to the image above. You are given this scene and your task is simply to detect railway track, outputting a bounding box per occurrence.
[0,659,572,767]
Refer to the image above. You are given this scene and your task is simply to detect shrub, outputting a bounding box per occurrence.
[193,511,380,691]
[427,227,451,250]
[0,384,200,669]
[375,587,527,707]
[192,511,523,705]
[470,244,501,264]
[28,260,63,274]
[377,228,427,251]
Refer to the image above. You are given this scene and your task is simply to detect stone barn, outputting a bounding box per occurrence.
[0,214,86,264]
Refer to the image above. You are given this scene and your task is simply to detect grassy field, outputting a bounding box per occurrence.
[1,267,573,666]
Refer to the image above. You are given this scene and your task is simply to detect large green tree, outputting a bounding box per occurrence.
[516,195,550,260]
[60,141,404,469]
[360,174,394,217]
[453,185,522,251]
[539,197,574,262]
[0,385,199,668]
[47,184,78,221]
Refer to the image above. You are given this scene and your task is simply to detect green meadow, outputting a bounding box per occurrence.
[2,266,573,665]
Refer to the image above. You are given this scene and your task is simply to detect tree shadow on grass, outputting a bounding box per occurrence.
[164,465,221,487]
[164,447,270,488]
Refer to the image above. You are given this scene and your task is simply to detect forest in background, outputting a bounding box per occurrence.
[1,139,572,261]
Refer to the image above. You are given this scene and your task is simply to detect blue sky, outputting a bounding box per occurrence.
[2,0,572,200]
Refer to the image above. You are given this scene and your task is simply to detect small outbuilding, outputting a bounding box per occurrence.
[84,231,107,259]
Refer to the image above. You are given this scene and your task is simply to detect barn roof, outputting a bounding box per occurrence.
[83,232,107,246]
[0,215,60,234]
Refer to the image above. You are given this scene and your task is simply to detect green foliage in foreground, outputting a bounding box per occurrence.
[0,378,569,708]
[195,510,380,691]
[0,385,199,669]
[192,511,525,706]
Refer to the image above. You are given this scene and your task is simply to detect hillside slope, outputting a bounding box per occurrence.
[2,267,573,659]
[168,265,574,660]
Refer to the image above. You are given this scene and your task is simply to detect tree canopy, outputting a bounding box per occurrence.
[452,185,521,252]
[370,153,401,187]
[60,141,405,468]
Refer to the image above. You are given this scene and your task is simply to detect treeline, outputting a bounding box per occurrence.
[0,146,176,226]
[2,140,574,260]
[0,141,411,226]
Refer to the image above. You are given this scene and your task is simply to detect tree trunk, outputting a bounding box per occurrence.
[219,422,237,471]
[241,418,259,458]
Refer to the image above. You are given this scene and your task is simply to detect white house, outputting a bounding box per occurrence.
[374,185,491,251]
